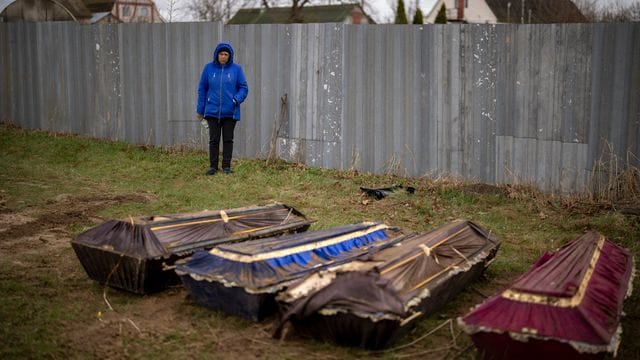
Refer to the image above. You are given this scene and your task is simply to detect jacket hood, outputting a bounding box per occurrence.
[213,42,235,65]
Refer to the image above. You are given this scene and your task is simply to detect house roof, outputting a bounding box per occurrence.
[485,0,586,23]
[0,0,13,13]
[227,3,373,24]
[83,0,115,13]
[109,0,165,23]
[88,10,121,23]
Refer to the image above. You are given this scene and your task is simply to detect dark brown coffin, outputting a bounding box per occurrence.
[175,222,410,321]
[275,220,501,349]
[71,203,313,294]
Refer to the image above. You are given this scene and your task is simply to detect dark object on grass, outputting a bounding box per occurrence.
[458,231,634,360]
[71,203,313,294]
[274,220,500,349]
[175,222,410,321]
[360,185,415,200]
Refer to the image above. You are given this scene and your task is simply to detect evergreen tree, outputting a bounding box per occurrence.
[413,7,424,24]
[435,4,447,23]
[395,0,408,24]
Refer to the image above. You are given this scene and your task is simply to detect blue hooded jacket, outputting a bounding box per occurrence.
[197,42,249,120]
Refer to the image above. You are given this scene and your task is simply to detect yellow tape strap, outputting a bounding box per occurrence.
[381,253,422,275]
[150,215,242,231]
[232,225,273,236]
[149,209,289,231]
[408,263,456,292]
[451,246,470,265]
[419,244,431,257]
[220,210,229,223]
[380,226,467,275]
[501,235,605,308]
[208,223,387,263]
[405,246,483,293]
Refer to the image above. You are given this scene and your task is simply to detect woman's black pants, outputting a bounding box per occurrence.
[206,117,236,170]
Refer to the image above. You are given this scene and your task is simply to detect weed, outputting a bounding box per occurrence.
[1,123,638,359]
[588,142,640,209]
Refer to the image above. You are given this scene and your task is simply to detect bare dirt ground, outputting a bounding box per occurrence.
[4,189,635,359]
[0,193,389,359]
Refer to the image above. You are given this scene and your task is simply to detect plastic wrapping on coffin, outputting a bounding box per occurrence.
[71,203,314,294]
[175,222,411,321]
[274,220,501,349]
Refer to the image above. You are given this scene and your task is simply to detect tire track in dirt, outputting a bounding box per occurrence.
[0,193,156,249]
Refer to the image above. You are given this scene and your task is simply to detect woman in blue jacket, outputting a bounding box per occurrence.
[196,42,249,175]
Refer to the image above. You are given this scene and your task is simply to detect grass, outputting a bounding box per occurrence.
[0,123,639,359]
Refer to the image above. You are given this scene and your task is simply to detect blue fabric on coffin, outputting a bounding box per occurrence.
[175,222,410,320]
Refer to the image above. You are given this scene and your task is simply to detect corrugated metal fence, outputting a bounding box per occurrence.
[1,22,638,193]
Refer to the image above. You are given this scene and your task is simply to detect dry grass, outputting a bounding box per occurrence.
[1,123,639,359]
[266,94,289,165]
[585,143,640,215]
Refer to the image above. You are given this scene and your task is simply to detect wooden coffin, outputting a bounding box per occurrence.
[275,220,501,349]
[71,203,313,294]
[458,231,634,360]
[175,222,409,321]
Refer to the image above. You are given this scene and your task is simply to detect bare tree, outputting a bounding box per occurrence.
[186,0,226,21]
[186,0,254,22]
[289,0,311,23]
[164,0,179,22]
[485,0,586,23]
[256,0,312,22]
[630,2,640,21]
[187,0,375,24]
[575,0,600,20]
[572,0,640,22]
[597,1,640,21]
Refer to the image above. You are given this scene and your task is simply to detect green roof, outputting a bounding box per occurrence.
[485,0,586,23]
[227,4,373,24]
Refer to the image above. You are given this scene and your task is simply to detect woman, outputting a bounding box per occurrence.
[196,42,249,175]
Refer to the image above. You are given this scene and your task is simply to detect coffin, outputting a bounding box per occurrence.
[175,222,410,321]
[458,231,635,360]
[274,220,501,349]
[71,203,313,294]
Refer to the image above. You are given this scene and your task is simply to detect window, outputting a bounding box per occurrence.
[140,7,149,17]
[122,5,130,16]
